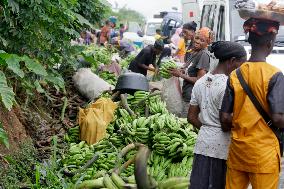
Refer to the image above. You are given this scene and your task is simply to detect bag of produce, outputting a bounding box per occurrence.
[161,77,183,117]
[78,98,117,145]
[235,0,284,24]
[73,68,114,100]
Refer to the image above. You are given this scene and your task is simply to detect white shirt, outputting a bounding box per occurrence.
[190,73,231,160]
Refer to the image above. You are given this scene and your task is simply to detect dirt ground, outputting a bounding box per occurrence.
[0,105,28,155]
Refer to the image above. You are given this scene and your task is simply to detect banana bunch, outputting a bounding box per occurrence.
[120,54,136,69]
[127,91,150,115]
[76,172,136,189]
[158,177,189,189]
[148,98,168,114]
[99,71,117,86]
[148,153,171,181]
[120,117,150,145]
[115,109,133,126]
[160,60,177,79]
[62,141,96,180]
[152,129,197,158]
[168,157,193,178]
[64,126,80,143]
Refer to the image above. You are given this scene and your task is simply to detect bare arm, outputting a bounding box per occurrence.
[138,63,155,72]
[271,114,284,128]
[188,105,202,129]
[180,69,207,84]
[220,112,233,132]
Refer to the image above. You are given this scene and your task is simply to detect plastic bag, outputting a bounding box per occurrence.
[73,68,114,100]
[79,98,117,145]
[161,77,183,117]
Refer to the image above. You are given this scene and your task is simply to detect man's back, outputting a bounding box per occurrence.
[223,62,283,173]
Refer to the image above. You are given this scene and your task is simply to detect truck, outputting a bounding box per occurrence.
[181,0,203,27]
[181,0,284,72]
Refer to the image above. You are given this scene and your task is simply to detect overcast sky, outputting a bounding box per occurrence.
[107,0,182,20]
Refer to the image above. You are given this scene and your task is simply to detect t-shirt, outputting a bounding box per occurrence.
[128,45,156,76]
[99,26,110,44]
[182,49,210,102]
[221,62,284,173]
[177,38,186,56]
[190,73,231,160]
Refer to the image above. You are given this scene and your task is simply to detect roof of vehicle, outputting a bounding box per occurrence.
[147,18,163,23]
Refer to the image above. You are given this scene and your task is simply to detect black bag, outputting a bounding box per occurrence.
[236,68,284,156]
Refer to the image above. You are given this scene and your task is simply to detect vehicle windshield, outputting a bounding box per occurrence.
[146,23,161,36]
[230,0,284,44]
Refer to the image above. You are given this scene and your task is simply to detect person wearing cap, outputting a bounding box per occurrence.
[128,40,164,76]
[220,18,284,189]
[170,27,214,118]
[188,41,247,189]
[174,22,197,63]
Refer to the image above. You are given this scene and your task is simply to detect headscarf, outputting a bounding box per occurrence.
[196,27,214,44]
[243,18,280,36]
[210,41,247,61]
[171,28,182,46]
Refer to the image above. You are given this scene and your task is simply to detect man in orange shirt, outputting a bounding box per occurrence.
[99,20,111,46]
[220,18,284,189]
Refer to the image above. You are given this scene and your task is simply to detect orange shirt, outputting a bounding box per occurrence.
[222,62,283,173]
[177,38,186,56]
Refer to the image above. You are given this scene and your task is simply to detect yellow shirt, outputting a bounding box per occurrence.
[224,62,282,173]
[154,34,162,40]
[177,38,186,56]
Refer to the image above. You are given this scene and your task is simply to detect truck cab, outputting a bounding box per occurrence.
[199,0,284,72]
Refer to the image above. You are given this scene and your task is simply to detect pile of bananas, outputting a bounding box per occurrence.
[120,54,136,69]
[64,126,80,143]
[76,172,136,189]
[99,71,117,86]
[127,91,168,115]
[148,153,171,181]
[168,156,193,178]
[152,128,197,158]
[120,116,151,145]
[160,59,177,79]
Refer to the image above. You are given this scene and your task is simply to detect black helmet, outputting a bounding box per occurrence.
[154,40,164,51]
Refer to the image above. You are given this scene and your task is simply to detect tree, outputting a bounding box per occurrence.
[111,7,146,26]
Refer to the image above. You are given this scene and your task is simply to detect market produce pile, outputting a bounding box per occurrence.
[99,71,117,86]
[62,91,197,188]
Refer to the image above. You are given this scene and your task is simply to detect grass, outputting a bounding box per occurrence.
[0,137,74,189]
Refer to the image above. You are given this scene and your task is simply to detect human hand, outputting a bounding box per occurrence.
[169,68,182,77]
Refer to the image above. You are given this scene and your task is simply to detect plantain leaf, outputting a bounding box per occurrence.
[21,55,48,76]
[0,71,15,110]
[0,53,24,78]
[0,121,9,149]
[34,80,45,93]
[44,74,65,90]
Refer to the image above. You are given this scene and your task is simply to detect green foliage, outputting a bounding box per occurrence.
[0,121,9,148]
[0,140,36,188]
[112,7,146,26]
[77,0,111,26]
[0,71,15,110]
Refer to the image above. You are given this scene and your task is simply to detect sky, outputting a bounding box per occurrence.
[107,0,182,20]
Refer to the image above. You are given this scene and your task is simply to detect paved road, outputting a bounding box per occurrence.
[247,158,284,189]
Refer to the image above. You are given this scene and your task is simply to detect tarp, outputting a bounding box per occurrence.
[79,98,117,145]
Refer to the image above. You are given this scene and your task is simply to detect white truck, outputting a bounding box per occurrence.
[143,18,163,45]
[181,0,284,72]
[181,0,203,27]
